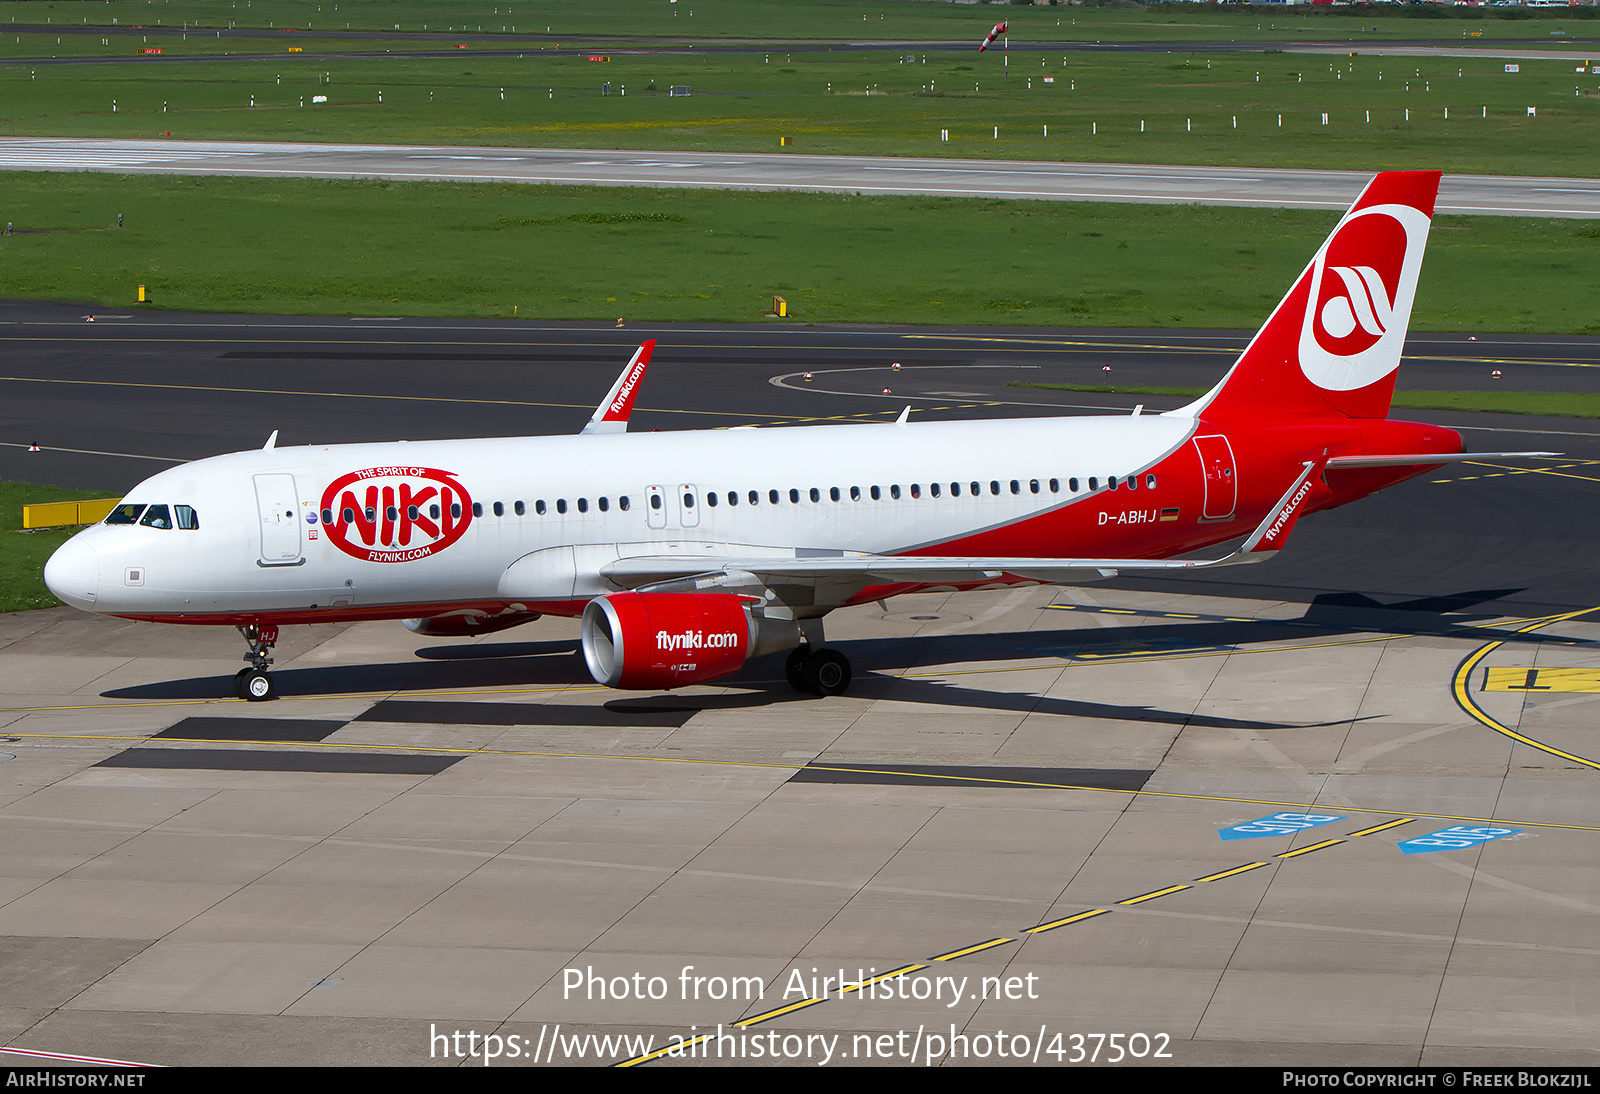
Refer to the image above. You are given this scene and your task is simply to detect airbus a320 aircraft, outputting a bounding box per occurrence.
[44,171,1539,701]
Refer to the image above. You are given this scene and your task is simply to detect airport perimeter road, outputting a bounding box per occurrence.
[2,138,1598,217]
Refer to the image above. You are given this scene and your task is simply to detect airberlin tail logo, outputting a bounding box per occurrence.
[320,467,473,563]
[1298,203,1431,393]
[1319,265,1393,343]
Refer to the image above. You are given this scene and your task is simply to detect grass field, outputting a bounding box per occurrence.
[2,172,1597,331]
[2,47,1597,176]
[1,0,1595,43]
[0,481,107,613]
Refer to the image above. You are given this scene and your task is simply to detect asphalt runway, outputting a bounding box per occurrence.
[3,138,1598,217]
[3,307,1600,1067]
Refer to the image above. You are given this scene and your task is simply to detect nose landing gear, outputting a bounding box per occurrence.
[235,623,279,701]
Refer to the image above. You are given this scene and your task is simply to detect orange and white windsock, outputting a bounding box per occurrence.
[978,21,1006,51]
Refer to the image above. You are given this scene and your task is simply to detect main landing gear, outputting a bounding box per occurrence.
[785,644,853,698]
[234,623,279,701]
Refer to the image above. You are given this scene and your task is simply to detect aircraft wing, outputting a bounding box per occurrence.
[579,341,655,435]
[603,459,1326,589]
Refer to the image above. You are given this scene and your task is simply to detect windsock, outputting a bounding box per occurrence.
[978,21,1006,52]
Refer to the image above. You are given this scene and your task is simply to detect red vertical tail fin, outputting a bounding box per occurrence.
[1181,171,1440,426]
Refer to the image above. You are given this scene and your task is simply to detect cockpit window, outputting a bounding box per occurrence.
[104,504,146,525]
[174,505,200,530]
[139,504,173,530]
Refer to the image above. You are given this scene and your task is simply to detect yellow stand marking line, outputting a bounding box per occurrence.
[1346,818,1415,838]
[1024,909,1111,934]
[1193,862,1269,883]
[614,1034,714,1068]
[734,998,827,1027]
[1117,884,1191,906]
[1483,667,1600,693]
[931,937,1013,961]
[1276,838,1344,860]
[1452,607,1600,772]
[1463,461,1600,485]
[841,965,927,993]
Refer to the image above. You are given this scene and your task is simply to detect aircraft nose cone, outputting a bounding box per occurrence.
[43,536,100,611]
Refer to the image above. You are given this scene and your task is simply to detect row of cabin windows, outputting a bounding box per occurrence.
[322,497,633,525]
[688,474,1158,509]
[322,474,1158,526]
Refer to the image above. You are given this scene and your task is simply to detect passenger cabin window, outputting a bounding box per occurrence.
[105,504,145,525]
[514,501,526,516]
[493,501,504,517]
[1146,475,1157,489]
[175,505,200,530]
[620,496,631,511]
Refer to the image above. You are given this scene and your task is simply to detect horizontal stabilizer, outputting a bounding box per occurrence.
[1326,451,1555,469]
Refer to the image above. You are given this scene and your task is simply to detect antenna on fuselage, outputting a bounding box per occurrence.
[263,430,278,450]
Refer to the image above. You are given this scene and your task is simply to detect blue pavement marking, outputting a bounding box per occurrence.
[1397,825,1522,855]
[1219,812,1344,841]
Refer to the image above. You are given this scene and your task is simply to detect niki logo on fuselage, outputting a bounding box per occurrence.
[320,467,473,563]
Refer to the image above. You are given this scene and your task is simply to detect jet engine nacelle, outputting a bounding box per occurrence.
[403,610,542,637]
[581,592,801,689]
